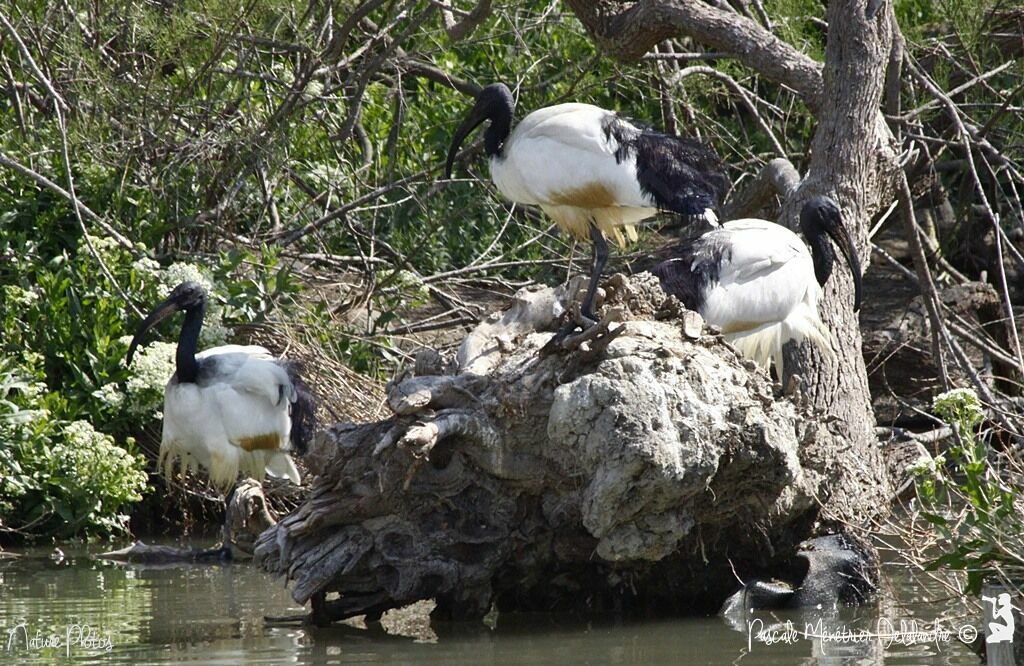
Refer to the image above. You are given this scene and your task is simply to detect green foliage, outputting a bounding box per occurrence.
[913,389,1024,594]
[0,214,289,537]
[0,358,149,538]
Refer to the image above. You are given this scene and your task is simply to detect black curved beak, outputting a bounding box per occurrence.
[126,296,180,366]
[444,101,490,179]
[824,221,863,312]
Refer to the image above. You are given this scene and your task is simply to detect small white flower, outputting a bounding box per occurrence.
[907,453,936,476]
[303,80,324,100]
[77,234,122,262]
[933,387,983,427]
[198,317,230,347]
[3,285,39,306]
[131,257,161,276]
[160,262,214,293]
[124,341,176,415]
[92,383,125,408]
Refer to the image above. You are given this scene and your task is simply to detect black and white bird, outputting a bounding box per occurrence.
[126,282,315,492]
[445,83,727,322]
[650,196,862,379]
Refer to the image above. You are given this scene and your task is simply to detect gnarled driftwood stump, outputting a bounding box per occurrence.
[256,274,877,624]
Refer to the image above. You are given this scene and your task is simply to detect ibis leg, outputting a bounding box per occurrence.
[581,223,609,323]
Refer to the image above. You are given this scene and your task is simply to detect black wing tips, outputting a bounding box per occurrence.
[633,129,728,221]
[649,254,704,311]
[649,258,682,294]
[290,379,317,456]
[281,361,317,456]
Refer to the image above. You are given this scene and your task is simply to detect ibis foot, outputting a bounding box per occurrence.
[541,306,623,357]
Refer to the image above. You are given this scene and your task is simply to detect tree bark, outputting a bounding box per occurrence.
[780,1,900,519]
[563,0,824,109]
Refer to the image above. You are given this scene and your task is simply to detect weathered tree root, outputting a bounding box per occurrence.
[256,273,887,623]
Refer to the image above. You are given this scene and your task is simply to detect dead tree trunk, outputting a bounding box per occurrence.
[257,275,875,623]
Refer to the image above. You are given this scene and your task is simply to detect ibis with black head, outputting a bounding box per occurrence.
[126,282,315,492]
[445,83,728,323]
[650,196,862,380]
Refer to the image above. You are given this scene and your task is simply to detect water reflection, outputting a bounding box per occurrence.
[0,542,979,665]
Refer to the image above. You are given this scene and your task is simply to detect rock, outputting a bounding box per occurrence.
[681,310,704,339]
[255,274,885,624]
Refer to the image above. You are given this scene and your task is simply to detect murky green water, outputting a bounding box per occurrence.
[0,541,980,665]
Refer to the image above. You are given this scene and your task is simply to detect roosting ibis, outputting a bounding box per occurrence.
[126,281,315,492]
[445,82,727,323]
[650,196,862,380]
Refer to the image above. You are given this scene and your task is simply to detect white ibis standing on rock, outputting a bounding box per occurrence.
[445,82,727,322]
[650,196,862,380]
[126,282,315,492]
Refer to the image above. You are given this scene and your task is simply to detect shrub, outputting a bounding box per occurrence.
[0,358,149,538]
[913,388,1024,593]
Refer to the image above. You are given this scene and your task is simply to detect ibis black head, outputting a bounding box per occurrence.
[444,83,515,178]
[799,196,862,312]
[126,281,208,366]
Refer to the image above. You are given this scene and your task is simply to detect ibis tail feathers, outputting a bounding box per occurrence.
[723,321,784,378]
[722,304,835,381]
[283,363,317,455]
[266,451,301,485]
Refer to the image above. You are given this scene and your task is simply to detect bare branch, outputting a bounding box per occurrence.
[722,157,799,219]
[0,10,69,111]
[563,0,824,109]
[896,171,952,390]
[437,0,493,42]
[898,60,1014,122]
[667,65,786,157]
[0,151,134,251]
[397,58,481,96]
[907,58,1024,375]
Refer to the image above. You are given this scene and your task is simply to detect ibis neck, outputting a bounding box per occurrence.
[483,106,512,158]
[806,226,835,287]
[176,304,205,383]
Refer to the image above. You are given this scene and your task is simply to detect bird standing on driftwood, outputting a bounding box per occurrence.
[445,83,727,323]
[126,282,315,491]
[651,196,862,380]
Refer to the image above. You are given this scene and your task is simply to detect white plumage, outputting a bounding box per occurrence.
[158,345,300,490]
[652,197,862,380]
[446,83,726,321]
[126,283,314,492]
[489,103,658,246]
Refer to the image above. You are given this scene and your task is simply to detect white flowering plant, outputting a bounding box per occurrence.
[913,388,1024,593]
[0,226,292,537]
[0,358,149,537]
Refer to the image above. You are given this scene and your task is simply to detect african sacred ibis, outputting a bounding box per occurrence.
[126,282,315,492]
[650,196,862,380]
[445,83,727,322]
